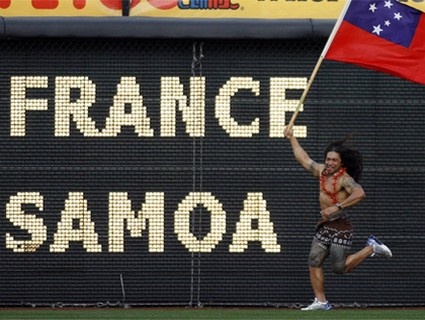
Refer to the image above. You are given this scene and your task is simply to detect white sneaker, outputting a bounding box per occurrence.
[366,235,393,258]
[301,298,332,311]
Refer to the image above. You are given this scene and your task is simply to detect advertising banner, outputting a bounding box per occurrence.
[2,0,423,18]
[0,0,346,18]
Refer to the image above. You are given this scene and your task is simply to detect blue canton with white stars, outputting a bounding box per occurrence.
[344,0,421,47]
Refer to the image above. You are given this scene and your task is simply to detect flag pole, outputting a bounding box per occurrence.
[287,0,353,130]
[287,55,324,130]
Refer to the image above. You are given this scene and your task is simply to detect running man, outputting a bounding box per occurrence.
[284,127,392,311]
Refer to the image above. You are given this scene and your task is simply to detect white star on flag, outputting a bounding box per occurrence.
[369,3,377,12]
[373,24,384,35]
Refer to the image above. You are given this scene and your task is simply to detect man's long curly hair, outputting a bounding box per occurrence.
[323,135,363,182]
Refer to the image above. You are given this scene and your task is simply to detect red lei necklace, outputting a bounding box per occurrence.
[320,167,346,204]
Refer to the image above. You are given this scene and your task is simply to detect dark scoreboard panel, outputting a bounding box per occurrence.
[0,38,424,307]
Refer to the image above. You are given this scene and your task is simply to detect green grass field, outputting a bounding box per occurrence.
[0,308,424,320]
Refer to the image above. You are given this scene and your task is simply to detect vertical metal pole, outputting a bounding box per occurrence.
[122,0,131,16]
[190,41,204,307]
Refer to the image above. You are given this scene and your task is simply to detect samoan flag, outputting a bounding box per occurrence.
[324,0,425,85]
